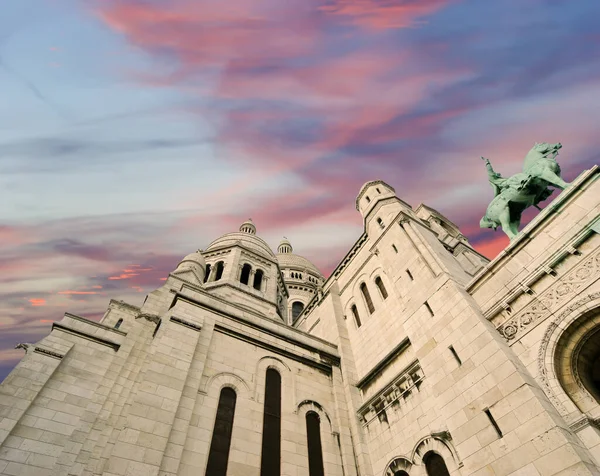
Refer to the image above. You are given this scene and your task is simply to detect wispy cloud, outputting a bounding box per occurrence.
[1,0,599,381]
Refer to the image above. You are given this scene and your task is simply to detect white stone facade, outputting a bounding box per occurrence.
[1,168,600,476]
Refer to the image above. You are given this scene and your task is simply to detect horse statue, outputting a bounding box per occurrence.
[480,142,570,240]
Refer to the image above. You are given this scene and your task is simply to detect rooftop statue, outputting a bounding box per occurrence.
[480,142,570,240]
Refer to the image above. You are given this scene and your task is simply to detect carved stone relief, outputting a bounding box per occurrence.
[497,249,600,341]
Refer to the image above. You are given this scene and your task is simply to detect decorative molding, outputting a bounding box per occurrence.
[169,315,202,331]
[497,249,600,341]
[239,249,273,268]
[570,416,600,433]
[358,360,423,427]
[537,292,600,413]
[33,346,64,360]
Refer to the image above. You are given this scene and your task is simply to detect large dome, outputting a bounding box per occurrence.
[276,253,323,277]
[206,232,276,260]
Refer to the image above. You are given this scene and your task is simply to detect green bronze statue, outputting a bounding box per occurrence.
[480,142,570,240]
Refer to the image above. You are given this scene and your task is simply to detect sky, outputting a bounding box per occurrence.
[1,0,599,381]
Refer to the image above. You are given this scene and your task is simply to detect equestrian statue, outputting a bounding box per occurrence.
[480,142,570,240]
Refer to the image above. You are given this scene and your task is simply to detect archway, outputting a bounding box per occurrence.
[554,306,600,414]
[423,451,450,476]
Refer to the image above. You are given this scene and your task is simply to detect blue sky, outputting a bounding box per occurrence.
[1,0,599,379]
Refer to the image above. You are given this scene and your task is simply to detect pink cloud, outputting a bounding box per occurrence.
[29,298,46,307]
[108,273,139,280]
[57,290,99,295]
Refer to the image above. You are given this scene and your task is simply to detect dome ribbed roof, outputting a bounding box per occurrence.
[277,253,323,277]
[178,251,206,266]
[206,232,276,259]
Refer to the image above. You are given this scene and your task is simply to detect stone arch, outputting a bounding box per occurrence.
[296,400,336,434]
[538,293,600,420]
[254,355,295,412]
[384,456,413,476]
[203,371,251,400]
[411,432,461,473]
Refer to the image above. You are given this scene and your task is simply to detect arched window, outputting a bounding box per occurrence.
[205,387,237,476]
[394,472,409,476]
[292,301,305,321]
[306,411,325,476]
[253,269,264,290]
[351,305,361,328]
[214,261,224,281]
[204,264,212,283]
[377,217,385,229]
[114,318,123,329]
[240,263,252,285]
[260,369,281,476]
[361,283,375,314]
[423,451,450,476]
[375,277,388,300]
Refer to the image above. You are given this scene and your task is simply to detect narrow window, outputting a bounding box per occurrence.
[214,261,224,281]
[306,412,325,476]
[292,301,305,321]
[351,305,361,328]
[449,345,462,366]
[260,369,281,476]
[423,451,450,476]
[253,269,264,290]
[392,244,398,253]
[360,283,375,314]
[366,196,371,203]
[206,387,237,476]
[424,301,434,316]
[204,264,212,283]
[375,277,388,300]
[406,269,413,281]
[377,217,385,229]
[114,318,123,329]
[484,408,503,438]
[376,187,381,194]
[240,263,251,285]
[152,319,162,338]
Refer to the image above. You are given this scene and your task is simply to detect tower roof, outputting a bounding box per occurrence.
[355,180,395,210]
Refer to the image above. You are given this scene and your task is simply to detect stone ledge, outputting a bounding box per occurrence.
[52,323,121,351]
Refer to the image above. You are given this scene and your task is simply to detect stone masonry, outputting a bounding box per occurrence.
[1,166,600,476]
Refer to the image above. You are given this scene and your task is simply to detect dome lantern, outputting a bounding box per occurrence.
[278,237,293,254]
[239,218,256,235]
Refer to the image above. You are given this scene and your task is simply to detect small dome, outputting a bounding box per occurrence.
[239,218,256,235]
[278,237,293,254]
[177,250,206,267]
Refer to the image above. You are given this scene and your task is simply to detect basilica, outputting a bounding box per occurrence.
[1,169,600,476]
